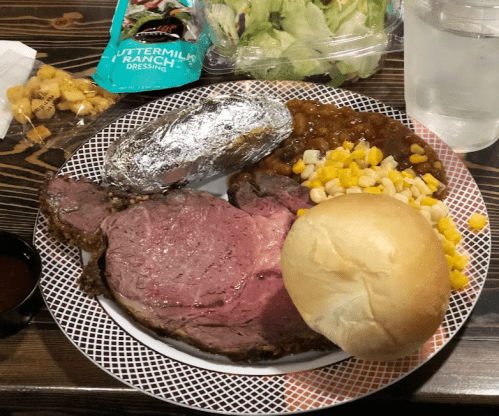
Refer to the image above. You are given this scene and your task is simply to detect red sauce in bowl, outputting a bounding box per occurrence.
[0,254,37,314]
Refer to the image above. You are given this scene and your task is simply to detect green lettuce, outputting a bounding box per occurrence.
[204,0,391,84]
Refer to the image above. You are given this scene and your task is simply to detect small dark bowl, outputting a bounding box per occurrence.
[0,231,42,338]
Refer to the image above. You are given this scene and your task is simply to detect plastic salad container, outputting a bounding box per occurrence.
[197,0,403,86]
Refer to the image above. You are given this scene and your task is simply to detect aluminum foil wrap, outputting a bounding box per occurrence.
[101,94,293,193]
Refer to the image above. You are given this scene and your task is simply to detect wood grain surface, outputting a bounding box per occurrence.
[1,1,499,415]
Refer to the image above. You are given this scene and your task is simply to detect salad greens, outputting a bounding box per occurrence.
[121,0,195,41]
[204,0,391,85]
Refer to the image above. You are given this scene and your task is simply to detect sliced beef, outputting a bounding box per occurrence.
[39,172,151,252]
[100,188,334,361]
[39,172,111,252]
[252,173,315,212]
[228,172,313,216]
[40,172,337,361]
[102,189,260,308]
[39,172,147,297]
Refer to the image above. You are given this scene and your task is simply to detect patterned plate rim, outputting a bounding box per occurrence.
[34,80,491,415]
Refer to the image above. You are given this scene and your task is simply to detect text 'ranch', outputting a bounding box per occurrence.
[112,48,197,71]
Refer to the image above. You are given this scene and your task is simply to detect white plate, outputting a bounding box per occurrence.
[35,80,491,414]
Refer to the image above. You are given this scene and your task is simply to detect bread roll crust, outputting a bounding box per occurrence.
[281,193,451,361]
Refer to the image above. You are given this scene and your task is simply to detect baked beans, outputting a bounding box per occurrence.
[231,99,448,200]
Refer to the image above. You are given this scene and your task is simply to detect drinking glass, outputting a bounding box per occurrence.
[404,0,499,153]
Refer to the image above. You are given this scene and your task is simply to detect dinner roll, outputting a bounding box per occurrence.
[281,193,451,361]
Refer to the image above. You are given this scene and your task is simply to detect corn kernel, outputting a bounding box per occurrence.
[350,148,366,162]
[452,252,468,271]
[368,146,383,166]
[337,167,350,180]
[303,149,321,164]
[402,182,413,192]
[381,177,396,196]
[469,212,487,230]
[345,176,359,188]
[358,175,376,188]
[410,185,421,198]
[445,254,454,270]
[315,160,325,170]
[410,143,425,154]
[420,196,438,206]
[409,198,420,210]
[325,186,344,196]
[430,201,449,222]
[296,208,308,217]
[442,239,456,256]
[437,217,454,233]
[310,187,327,203]
[317,166,338,183]
[354,141,368,150]
[409,154,429,164]
[381,155,397,169]
[338,169,358,188]
[363,186,382,194]
[401,169,415,178]
[414,177,433,195]
[349,161,361,176]
[301,164,316,180]
[325,159,344,168]
[388,170,403,185]
[307,178,323,189]
[428,184,438,193]
[422,173,440,188]
[450,269,469,291]
[329,150,349,163]
[346,186,362,194]
[444,228,462,245]
[292,159,306,174]
[342,141,354,150]
[363,168,378,179]
[402,178,413,189]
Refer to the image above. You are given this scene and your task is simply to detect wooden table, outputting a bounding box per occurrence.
[1,1,499,415]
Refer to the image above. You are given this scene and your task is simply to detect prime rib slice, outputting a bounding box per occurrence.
[39,172,111,253]
[39,172,336,361]
[228,172,314,215]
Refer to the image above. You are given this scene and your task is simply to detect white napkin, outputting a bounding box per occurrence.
[0,41,37,139]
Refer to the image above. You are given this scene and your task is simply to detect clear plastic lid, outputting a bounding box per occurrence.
[196,0,404,84]
[410,0,499,36]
